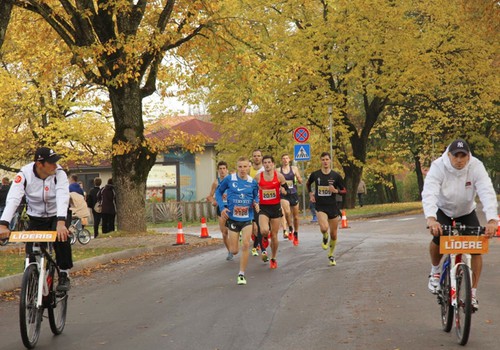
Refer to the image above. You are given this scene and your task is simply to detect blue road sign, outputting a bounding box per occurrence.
[294,144,311,161]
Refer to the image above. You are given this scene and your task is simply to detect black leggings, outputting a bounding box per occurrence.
[432,209,480,246]
[27,216,73,270]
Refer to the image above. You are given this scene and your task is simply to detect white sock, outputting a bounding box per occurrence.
[60,269,69,276]
[239,271,244,276]
[430,265,440,274]
[472,288,477,298]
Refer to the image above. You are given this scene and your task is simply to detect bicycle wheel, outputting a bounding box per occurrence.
[19,264,42,349]
[455,264,472,345]
[440,264,453,332]
[48,265,68,335]
[77,229,92,245]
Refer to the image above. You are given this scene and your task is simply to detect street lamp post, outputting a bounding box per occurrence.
[327,104,333,160]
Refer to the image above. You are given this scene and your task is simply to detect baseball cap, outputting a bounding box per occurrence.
[448,139,470,156]
[34,147,62,163]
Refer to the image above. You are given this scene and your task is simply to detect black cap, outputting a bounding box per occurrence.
[448,139,470,156]
[34,147,61,163]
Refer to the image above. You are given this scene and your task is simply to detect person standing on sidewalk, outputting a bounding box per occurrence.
[98,178,116,234]
[255,155,289,269]
[306,152,347,266]
[357,179,367,207]
[216,157,259,285]
[0,147,72,291]
[207,161,232,261]
[86,177,102,238]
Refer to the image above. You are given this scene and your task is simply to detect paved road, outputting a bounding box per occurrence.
[1,214,499,350]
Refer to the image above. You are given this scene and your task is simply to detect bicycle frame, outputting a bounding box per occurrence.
[25,244,58,309]
[446,253,472,308]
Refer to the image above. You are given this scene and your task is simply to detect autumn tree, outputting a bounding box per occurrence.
[4,1,224,232]
[181,0,498,207]
[0,9,113,172]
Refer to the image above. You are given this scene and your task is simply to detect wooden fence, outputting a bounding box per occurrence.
[146,201,217,224]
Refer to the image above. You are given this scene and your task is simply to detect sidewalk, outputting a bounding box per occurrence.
[0,224,223,293]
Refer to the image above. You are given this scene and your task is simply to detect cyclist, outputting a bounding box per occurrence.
[0,147,72,291]
[422,139,498,310]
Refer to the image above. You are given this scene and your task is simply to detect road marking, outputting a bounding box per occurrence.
[370,219,389,223]
[397,218,417,221]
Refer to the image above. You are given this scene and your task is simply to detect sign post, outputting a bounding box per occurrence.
[293,126,311,220]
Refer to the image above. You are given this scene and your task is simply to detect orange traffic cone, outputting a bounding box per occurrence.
[340,210,349,229]
[200,217,211,238]
[496,215,500,237]
[173,222,188,245]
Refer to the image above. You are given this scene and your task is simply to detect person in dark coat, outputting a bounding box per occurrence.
[98,178,116,233]
[86,177,102,238]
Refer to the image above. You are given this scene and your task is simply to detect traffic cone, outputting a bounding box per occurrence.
[200,217,211,238]
[173,222,188,245]
[496,215,500,237]
[340,210,349,229]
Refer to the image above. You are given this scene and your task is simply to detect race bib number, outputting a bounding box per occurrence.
[262,189,277,201]
[286,180,294,189]
[317,185,331,196]
[233,206,249,218]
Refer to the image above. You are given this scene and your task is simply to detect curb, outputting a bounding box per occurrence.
[0,243,177,293]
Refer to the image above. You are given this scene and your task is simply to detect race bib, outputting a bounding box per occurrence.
[262,189,277,201]
[233,206,249,218]
[317,185,331,196]
[286,180,294,189]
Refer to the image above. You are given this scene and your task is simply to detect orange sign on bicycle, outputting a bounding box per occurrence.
[8,231,58,243]
[440,236,489,255]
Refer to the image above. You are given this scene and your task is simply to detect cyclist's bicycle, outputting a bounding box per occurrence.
[9,231,68,349]
[68,218,91,245]
[435,223,487,346]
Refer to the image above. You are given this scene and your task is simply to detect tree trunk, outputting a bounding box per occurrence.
[108,83,156,232]
[414,154,424,200]
[0,0,13,50]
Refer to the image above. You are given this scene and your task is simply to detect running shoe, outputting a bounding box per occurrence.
[283,229,288,239]
[261,250,269,262]
[328,255,336,266]
[237,274,247,285]
[251,248,259,256]
[57,272,71,292]
[226,252,234,261]
[270,258,278,269]
[471,296,479,312]
[293,233,299,246]
[288,230,293,241]
[321,232,329,250]
[262,236,269,249]
[428,273,441,294]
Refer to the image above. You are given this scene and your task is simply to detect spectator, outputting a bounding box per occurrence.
[0,177,10,216]
[357,179,367,207]
[98,178,116,233]
[86,177,102,238]
[69,175,84,196]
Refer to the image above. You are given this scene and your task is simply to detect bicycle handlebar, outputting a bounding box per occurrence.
[429,224,486,235]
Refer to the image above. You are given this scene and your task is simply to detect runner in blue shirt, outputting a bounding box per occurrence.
[216,157,259,285]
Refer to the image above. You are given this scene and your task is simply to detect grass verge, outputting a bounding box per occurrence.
[0,247,125,278]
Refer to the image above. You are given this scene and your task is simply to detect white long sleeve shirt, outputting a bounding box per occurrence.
[422,150,498,222]
[0,162,69,226]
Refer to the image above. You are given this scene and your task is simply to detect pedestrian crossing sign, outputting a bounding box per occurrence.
[294,144,311,161]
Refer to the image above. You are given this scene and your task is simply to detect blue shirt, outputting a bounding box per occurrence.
[216,173,259,222]
[69,182,84,195]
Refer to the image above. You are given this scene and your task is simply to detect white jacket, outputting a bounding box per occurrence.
[422,149,498,222]
[0,162,70,225]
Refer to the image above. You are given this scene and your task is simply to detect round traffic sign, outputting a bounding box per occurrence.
[293,127,310,143]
